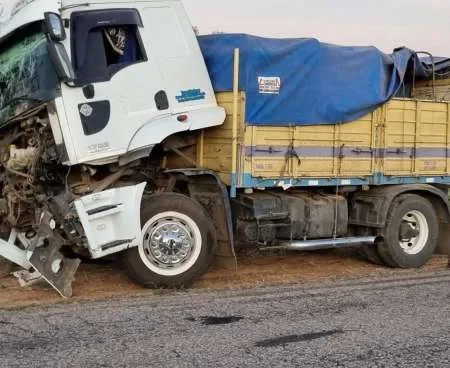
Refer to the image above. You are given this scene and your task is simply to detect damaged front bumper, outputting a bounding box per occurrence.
[0,221,80,298]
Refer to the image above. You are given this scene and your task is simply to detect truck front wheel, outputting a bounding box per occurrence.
[378,194,438,268]
[123,193,217,288]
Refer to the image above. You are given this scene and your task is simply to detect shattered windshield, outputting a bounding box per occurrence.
[0,27,58,125]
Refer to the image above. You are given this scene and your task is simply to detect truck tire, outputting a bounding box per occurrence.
[123,193,217,288]
[355,227,385,265]
[360,243,385,266]
[377,194,438,268]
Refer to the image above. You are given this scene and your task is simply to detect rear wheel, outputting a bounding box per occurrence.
[360,243,385,266]
[377,194,438,268]
[123,193,217,288]
[356,227,386,265]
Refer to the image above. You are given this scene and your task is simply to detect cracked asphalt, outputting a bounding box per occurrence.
[0,271,449,367]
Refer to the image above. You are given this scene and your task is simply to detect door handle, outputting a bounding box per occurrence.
[83,84,95,99]
[155,91,169,111]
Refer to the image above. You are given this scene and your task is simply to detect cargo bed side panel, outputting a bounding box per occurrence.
[200,93,450,189]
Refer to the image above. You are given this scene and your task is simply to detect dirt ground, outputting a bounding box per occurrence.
[0,249,448,310]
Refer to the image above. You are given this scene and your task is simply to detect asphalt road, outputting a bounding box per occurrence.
[0,271,449,368]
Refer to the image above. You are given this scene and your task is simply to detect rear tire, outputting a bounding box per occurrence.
[360,243,385,266]
[355,227,386,266]
[377,194,438,268]
[123,193,217,288]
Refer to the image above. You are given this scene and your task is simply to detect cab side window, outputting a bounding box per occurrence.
[71,9,147,86]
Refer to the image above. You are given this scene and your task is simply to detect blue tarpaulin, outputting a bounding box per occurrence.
[198,34,435,125]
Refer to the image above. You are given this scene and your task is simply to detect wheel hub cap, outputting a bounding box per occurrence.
[399,221,420,240]
[144,218,195,267]
[398,210,429,255]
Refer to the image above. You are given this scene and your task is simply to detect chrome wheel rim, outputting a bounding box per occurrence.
[139,211,202,277]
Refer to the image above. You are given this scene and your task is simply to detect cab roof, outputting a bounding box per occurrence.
[0,0,60,42]
[0,0,180,42]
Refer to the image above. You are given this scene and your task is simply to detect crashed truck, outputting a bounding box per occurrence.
[0,0,450,297]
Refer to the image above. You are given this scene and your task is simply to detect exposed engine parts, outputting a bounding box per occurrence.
[7,145,37,171]
[0,105,146,296]
[0,106,145,231]
[0,115,52,228]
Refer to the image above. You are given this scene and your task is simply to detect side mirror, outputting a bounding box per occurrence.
[46,41,75,83]
[44,12,66,41]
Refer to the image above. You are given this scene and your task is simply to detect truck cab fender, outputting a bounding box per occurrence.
[349,184,450,228]
[127,106,225,153]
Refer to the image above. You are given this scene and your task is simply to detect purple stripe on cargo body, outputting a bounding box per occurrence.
[245,146,373,158]
[384,148,448,158]
[415,148,448,158]
[383,148,414,158]
[245,146,450,159]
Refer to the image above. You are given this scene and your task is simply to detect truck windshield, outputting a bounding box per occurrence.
[0,26,58,125]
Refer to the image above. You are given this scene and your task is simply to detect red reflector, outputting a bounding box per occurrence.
[177,114,188,123]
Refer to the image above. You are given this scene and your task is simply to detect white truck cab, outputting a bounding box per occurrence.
[0,0,228,297]
[1,0,224,166]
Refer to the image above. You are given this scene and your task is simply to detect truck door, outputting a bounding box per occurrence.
[60,8,181,164]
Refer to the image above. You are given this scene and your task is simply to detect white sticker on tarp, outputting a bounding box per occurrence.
[258,77,281,94]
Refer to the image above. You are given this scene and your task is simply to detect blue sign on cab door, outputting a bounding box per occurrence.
[176,89,206,103]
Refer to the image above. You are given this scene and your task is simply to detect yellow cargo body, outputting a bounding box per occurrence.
[198,92,450,192]
[412,78,450,101]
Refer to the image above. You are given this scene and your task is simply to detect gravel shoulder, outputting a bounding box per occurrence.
[0,249,447,310]
[0,266,449,368]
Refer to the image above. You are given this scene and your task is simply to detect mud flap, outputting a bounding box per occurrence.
[165,169,237,270]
